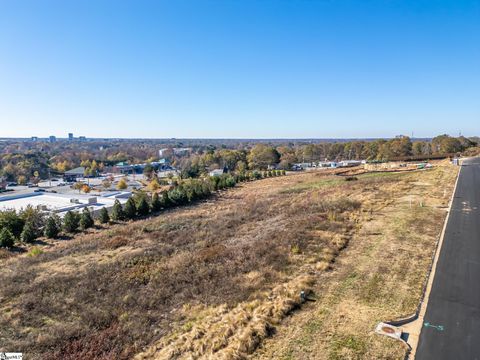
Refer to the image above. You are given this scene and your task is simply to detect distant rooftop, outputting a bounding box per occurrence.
[64,167,85,175]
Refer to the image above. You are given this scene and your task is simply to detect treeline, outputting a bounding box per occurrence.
[110,171,285,221]
[178,135,477,175]
[1,135,476,183]
[0,153,50,183]
[0,171,286,248]
[0,205,97,248]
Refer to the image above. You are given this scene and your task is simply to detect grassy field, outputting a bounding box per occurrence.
[0,163,457,360]
[253,163,457,360]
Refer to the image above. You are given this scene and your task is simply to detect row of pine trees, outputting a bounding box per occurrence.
[0,171,286,248]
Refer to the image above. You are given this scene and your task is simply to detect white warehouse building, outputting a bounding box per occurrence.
[0,191,131,217]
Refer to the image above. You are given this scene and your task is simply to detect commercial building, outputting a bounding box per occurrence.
[113,160,173,175]
[209,169,225,177]
[0,191,131,218]
[158,147,192,157]
[64,167,86,182]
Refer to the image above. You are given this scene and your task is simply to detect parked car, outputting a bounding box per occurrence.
[34,188,46,192]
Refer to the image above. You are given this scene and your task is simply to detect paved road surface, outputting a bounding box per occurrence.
[416,158,480,360]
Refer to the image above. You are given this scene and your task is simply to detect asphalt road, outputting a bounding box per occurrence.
[416,158,480,360]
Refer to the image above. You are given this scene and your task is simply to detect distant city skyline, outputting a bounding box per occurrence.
[1,0,479,138]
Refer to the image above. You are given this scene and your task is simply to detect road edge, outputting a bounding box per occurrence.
[403,160,463,358]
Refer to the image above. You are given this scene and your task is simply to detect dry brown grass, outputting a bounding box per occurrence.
[252,163,458,360]
[0,164,456,360]
[0,171,360,359]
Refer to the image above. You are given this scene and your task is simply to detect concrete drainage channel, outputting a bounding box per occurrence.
[374,159,463,359]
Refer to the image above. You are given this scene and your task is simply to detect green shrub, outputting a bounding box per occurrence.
[151,193,161,212]
[99,207,110,224]
[80,208,94,230]
[21,221,37,243]
[0,228,15,248]
[137,196,150,216]
[161,191,171,208]
[201,181,212,198]
[20,205,45,237]
[111,200,125,221]
[124,198,137,219]
[27,246,44,257]
[168,186,188,205]
[63,211,80,233]
[251,171,262,180]
[0,210,25,238]
[44,215,60,238]
[224,175,236,188]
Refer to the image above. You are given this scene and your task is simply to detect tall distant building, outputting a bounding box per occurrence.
[79,136,86,141]
[68,133,74,141]
[49,136,56,143]
[31,136,38,142]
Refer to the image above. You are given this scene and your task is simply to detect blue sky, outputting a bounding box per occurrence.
[0,0,479,138]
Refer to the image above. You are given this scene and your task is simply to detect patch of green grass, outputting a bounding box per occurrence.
[342,271,359,290]
[357,171,405,180]
[280,177,343,194]
[294,317,324,348]
[360,273,384,304]
[27,247,44,257]
[280,349,295,360]
[328,335,367,360]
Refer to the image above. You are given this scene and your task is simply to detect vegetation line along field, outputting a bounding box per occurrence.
[0,160,458,360]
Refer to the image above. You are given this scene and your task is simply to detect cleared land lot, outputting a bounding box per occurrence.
[0,163,457,360]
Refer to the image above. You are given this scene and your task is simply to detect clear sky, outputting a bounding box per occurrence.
[0,0,479,139]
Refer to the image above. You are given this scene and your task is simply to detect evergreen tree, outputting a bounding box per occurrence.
[21,221,37,243]
[80,207,94,230]
[63,211,80,233]
[225,175,236,188]
[20,205,45,235]
[168,186,187,205]
[99,207,110,224]
[0,210,25,238]
[0,228,15,248]
[111,200,125,221]
[124,197,137,219]
[151,192,161,212]
[44,215,60,239]
[161,191,171,208]
[201,181,212,198]
[137,196,150,216]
